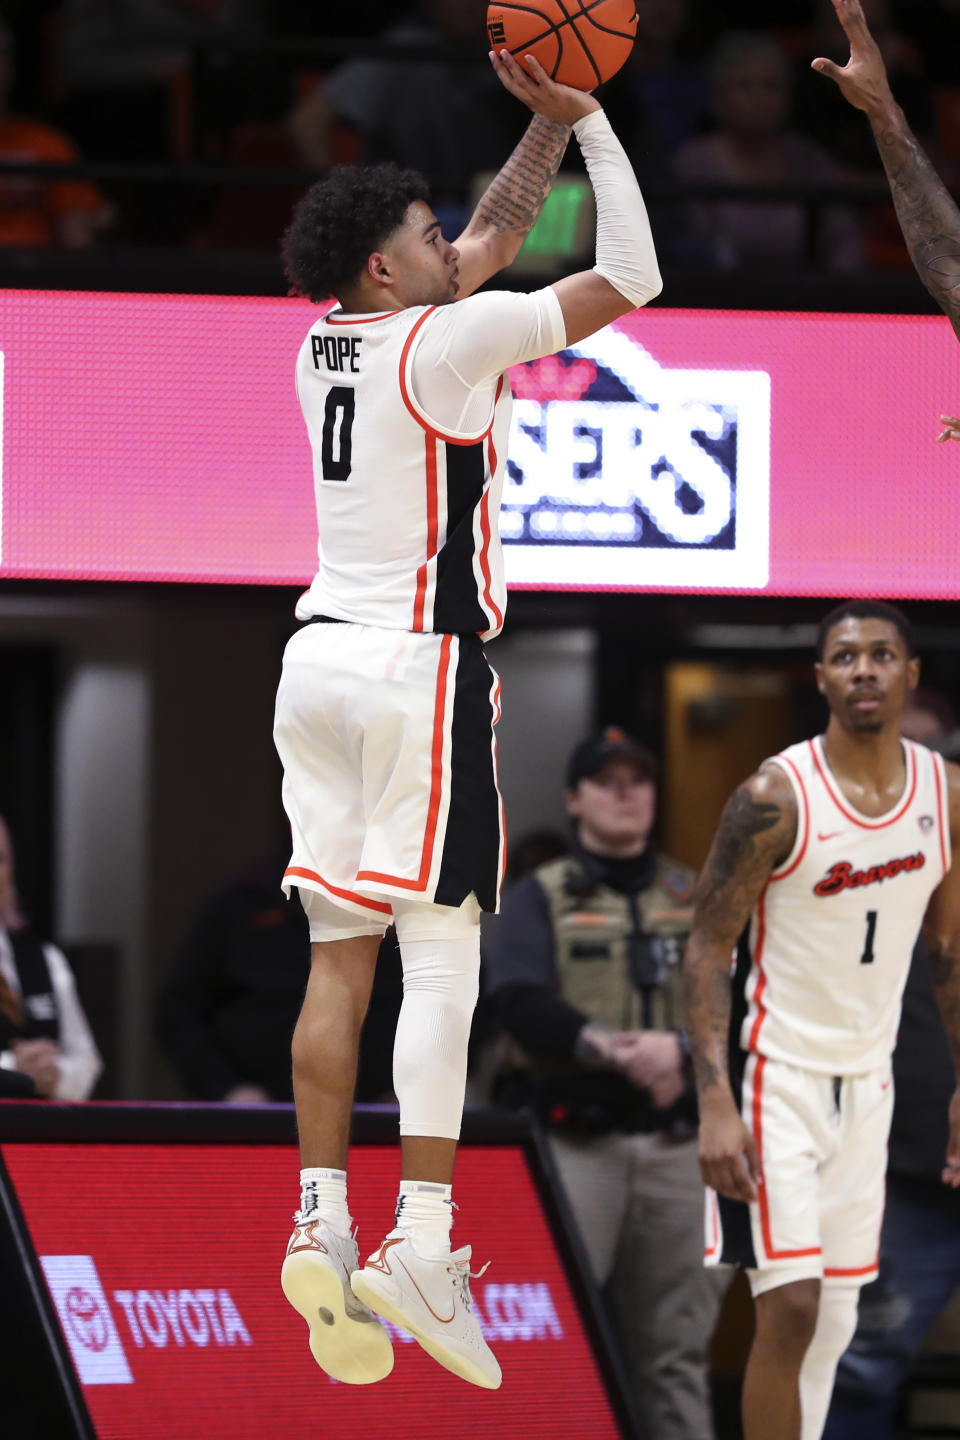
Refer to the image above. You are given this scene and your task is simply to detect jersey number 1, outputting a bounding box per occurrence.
[860,910,878,964]
[321,387,355,481]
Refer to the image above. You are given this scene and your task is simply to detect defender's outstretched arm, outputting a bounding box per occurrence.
[813,0,960,341]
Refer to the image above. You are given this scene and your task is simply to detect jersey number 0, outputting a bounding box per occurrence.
[321,387,355,481]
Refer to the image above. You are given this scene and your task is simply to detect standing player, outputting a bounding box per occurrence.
[683,601,960,1440]
[812,0,960,439]
[274,51,662,1390]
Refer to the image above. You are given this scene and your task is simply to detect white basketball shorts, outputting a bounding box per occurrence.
[273,619,506,926]
[705,1052,893,1294]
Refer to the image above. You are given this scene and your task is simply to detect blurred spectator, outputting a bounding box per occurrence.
[504,828,567,886]
[288,0,519,188]
[0,18,110,247]
[823,691,960,1438]
[54,0,263,160]
[0,815,102,1100]
[602,0,709,160]
[672,31,862,271]
[155,850,309,1102]
[155,851,403,1103]
[895,0,960,88]
[487,728,725,1439]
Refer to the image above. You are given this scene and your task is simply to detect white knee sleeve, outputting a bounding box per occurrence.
[800,1285,860,1440]
[392,896,481,1139]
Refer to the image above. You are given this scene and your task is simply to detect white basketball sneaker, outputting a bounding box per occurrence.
[281,1215,394,1384]
[350,1230,502,1390]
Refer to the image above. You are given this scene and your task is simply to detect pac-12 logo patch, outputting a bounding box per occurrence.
[503,327,770,590]
[919,814,935,832]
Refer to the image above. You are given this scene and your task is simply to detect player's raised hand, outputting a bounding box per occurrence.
[943,1086,960,1187]
[698,1089,760,1203]
[489,48,600,126]
[938,415,960,443]
[811,0,895,116]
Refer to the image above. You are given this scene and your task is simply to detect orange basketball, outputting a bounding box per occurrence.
[487,0,638,92]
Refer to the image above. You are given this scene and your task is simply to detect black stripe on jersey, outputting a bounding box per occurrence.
[434,635,502,913]
[717,927,758,1269]
[434,440,489,636]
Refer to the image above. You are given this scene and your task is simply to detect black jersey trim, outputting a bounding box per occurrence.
[433,635,503,912]
[434,439,490,636]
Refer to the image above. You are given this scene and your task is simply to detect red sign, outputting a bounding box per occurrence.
[0,290,957,595]
[2,1140,620,1439]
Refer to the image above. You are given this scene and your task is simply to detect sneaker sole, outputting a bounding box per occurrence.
[350,1269,501,1390]
[282,1250,394,1384]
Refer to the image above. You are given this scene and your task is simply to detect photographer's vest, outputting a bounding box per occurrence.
[504,852,696,1079]
[0,932,59,1051]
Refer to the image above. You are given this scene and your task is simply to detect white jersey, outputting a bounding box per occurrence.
[294,288,565,640]
[735,736,950,1075]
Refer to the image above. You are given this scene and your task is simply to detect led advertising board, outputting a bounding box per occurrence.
[0,1110,625,1439]
[0,291,956,596]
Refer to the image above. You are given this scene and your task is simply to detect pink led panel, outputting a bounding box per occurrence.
[0,290,957,595]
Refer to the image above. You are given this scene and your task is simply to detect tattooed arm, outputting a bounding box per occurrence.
[458,51,661,341]
[922,762,960,1187]
[452,58,593,297]
[813,0,960,341]
[683,764,797,1202]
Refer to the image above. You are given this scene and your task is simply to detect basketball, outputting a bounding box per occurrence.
[487,1,638,92]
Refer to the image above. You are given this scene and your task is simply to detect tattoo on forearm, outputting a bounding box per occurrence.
[874,116,960,335]
[684,959,732,1096]
[474,115,570,237]
[682,781,788,1100]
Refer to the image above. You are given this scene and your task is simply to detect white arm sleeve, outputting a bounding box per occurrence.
[410,287,566,434]
[573,108,662,310]
[44,944,103,1102]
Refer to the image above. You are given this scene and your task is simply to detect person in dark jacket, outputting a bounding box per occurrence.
[155,852,311,1102]
[155,851,402,1103]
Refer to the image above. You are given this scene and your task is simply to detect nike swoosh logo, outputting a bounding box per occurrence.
[881,1079,892,1091]
[397,1255,457,1325]
[818,832,842,842]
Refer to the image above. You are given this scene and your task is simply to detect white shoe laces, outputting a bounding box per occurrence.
[449,1257,490,1312]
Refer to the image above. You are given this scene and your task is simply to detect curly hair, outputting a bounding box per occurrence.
[282,163,431,303]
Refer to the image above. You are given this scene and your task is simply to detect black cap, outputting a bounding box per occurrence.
[566,727,658,788]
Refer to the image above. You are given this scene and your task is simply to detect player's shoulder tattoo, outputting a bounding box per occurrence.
[701,764,797,897]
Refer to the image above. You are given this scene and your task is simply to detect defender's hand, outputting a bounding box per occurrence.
[698,1090,760,1203]
[938,415,960,443]
[944,1086,960,1187]
[811,0,895,116]
[490,49,600,126]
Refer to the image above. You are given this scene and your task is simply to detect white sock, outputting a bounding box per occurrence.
[395,1180,453,1258]
[299,1166,352,1236]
